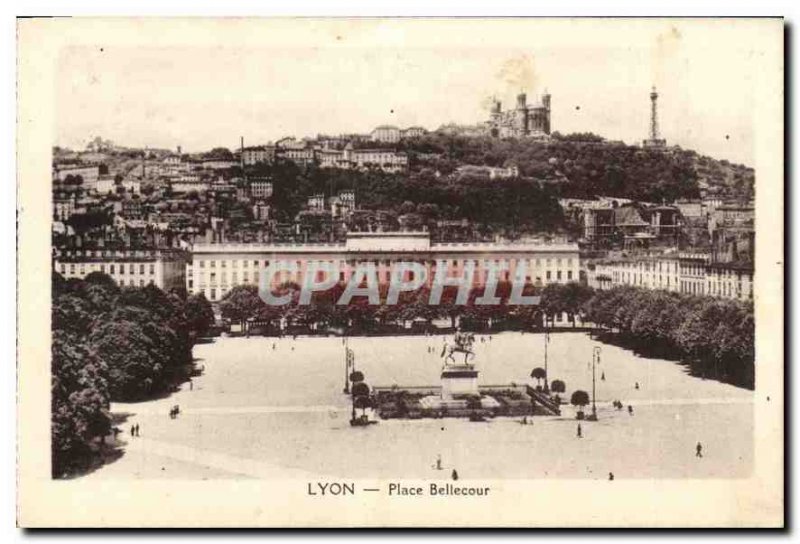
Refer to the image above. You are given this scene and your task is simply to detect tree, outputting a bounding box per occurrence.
[51,330,111,476]
[52,294,95,338]
[185,293,215,337]
[83,271,119,291]
[530,367,547,389]
[89,317,165,401]
[349,371,364,383]
[219,285,265,329]
[570,390,590,419]
[551,379,566,393]
[351,382,369,397]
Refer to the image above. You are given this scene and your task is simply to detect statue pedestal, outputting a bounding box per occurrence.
[440,365,479,400]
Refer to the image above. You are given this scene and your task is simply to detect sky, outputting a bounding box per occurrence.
[53,19,769,166]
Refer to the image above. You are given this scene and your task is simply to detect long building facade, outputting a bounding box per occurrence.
[186,232,580,302]
[54,247,189,290]
[588,252,753,302]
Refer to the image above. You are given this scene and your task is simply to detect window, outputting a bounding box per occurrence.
[149,264,155,274]
[140,264,145,274]
[557,271,562,281]
[100,264,105,273]
[567,270,573,280]
[129,264,135,274]
[199,261,205,268]
[546,271,552,280]
[110,264,115,274]
[210,289,216,301]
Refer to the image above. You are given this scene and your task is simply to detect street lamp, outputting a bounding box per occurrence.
[588,346,601,421]
[343,339,354,394]
[543,330,550,393]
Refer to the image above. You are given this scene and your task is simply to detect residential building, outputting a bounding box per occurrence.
[53,194,76,222]
[53,165,100,184]
[588,251,753,302]
[93,175,116,195]
[248,178,273,199]
[170,176,210,194]
[242,145,276,166]
[455,164,519,180]
[54,247,188,290]
[370,125,401,144]
[401,126,427,139]
[345,146,408,173]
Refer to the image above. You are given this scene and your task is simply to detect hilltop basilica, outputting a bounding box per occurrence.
[487,91,552,139]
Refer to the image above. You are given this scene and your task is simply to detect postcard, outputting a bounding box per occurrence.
[17,17,784,527]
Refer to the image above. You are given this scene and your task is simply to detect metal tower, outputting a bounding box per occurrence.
[643,86,666,148]
[650,86,660,141]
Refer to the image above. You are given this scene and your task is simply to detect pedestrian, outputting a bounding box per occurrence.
[436,455,442,470]
[635,382,640,390]
[451,469,459,481]
[696,442,703,458]
[189,380,193,391]
[627,405,634,415]
[601,371,605,381]
[130,425,135,437]
[577,423,582,438]
[609,472,614,481]
[134,424,140,437]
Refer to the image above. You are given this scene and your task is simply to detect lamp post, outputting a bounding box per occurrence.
[543,330,550,393]
[343,339,354,394]
[588,346,601,421]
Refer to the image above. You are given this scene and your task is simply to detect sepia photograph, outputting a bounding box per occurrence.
[16,16,784,527]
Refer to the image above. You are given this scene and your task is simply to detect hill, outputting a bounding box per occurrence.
[399,132,754,204]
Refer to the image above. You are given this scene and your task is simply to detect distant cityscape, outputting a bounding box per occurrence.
[52,87,755,305]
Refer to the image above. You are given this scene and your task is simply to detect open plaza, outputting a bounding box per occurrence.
[82,332,753,481]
